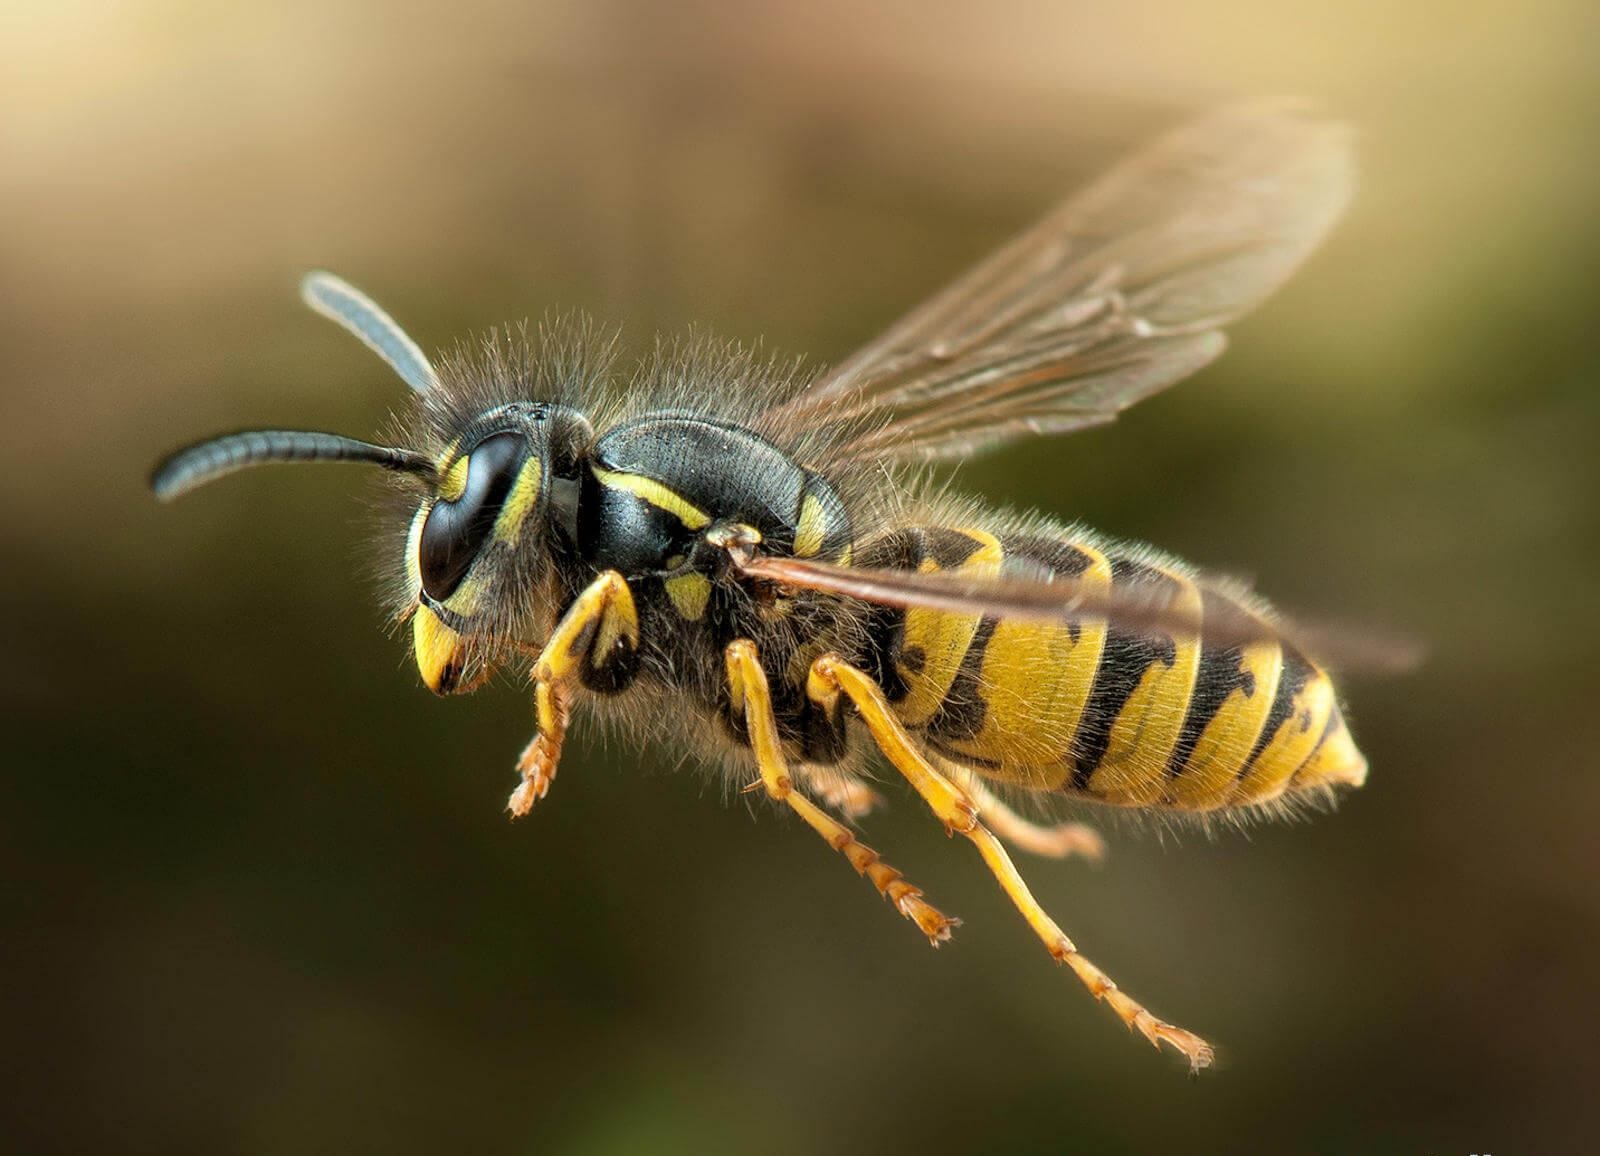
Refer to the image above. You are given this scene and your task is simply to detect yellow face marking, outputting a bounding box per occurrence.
[438,454,469,503]
[404,504,428,595]
[664,572,712,621]
[591,465,710,530]
[493,455,543,545]
[1087,569,1205,806]
[442,573,487,617]
[895,530,1003,728]
[412,604,464,694]
[793,493,827,557]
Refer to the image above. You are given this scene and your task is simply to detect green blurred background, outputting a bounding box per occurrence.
[5,2,1598,1153]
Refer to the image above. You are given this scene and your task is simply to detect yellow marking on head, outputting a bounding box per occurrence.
[591,465,710,530]
[404,504,428,595]
[493,455,543,545]
[665,572,712,621]
[438,455,469,503]
[442,573,487,617]
[793,493,827,557]
[412,604,465,694]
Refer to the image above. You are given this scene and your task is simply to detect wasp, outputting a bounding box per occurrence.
[153,106,1375,1071]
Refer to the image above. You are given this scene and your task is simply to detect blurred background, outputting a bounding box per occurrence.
[4,1,1598,1152]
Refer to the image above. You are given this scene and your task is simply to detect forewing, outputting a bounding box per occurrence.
[733,554,1419,675]
[770,105,1353,462]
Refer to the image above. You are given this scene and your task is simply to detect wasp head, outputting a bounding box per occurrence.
[151,272,596,697]
[405,400,590,693]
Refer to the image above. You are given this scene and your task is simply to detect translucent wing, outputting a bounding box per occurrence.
[731,553,1419,675]
[768,105,1354,462]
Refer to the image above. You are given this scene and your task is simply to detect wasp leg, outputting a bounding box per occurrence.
[808,654,1214,1072]
[940,763,1106,863]
[798,764,884,820]
[508,680,572,817]
[725,640,957,946]
[508,571,639,818]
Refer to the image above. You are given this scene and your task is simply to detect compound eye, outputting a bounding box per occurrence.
[419,432,525,601]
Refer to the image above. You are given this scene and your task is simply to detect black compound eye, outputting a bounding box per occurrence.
[419,432,526,602]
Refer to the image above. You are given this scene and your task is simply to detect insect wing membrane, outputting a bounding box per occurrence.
[766,105,1354,463]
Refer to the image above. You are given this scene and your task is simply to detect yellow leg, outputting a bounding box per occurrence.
[508,571,638,818]
[725,640,957,946]
[508,680,571,817]
[943,764,1106,863]
[810,654,1214,1072]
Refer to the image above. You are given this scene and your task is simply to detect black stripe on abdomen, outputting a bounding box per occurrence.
[1166,590,1257,777]
[852,527,993,705]
[1241,645,1315,773]
[926,618,998,742]
[1070,556,1180,789]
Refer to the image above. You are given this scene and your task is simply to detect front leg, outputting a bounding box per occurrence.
[507,570,640,817]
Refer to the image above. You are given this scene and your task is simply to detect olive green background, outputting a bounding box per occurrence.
[5,2,1598,1153]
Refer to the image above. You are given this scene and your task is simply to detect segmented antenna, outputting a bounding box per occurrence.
[150,430,437,502]
[300,271,438,394]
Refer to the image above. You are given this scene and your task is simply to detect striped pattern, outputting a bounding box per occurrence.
[872,525,1367,812]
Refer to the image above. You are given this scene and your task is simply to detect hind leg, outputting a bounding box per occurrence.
[809,654,1214,1072]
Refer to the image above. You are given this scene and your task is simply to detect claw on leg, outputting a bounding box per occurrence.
[793,790,958,946]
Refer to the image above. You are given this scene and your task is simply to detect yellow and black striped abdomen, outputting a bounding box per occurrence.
[873,526,1368,814]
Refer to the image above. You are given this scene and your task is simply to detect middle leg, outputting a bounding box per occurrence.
[724,640,957,946]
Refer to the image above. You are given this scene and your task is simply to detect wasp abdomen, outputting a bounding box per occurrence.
[861,526,1367,814]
